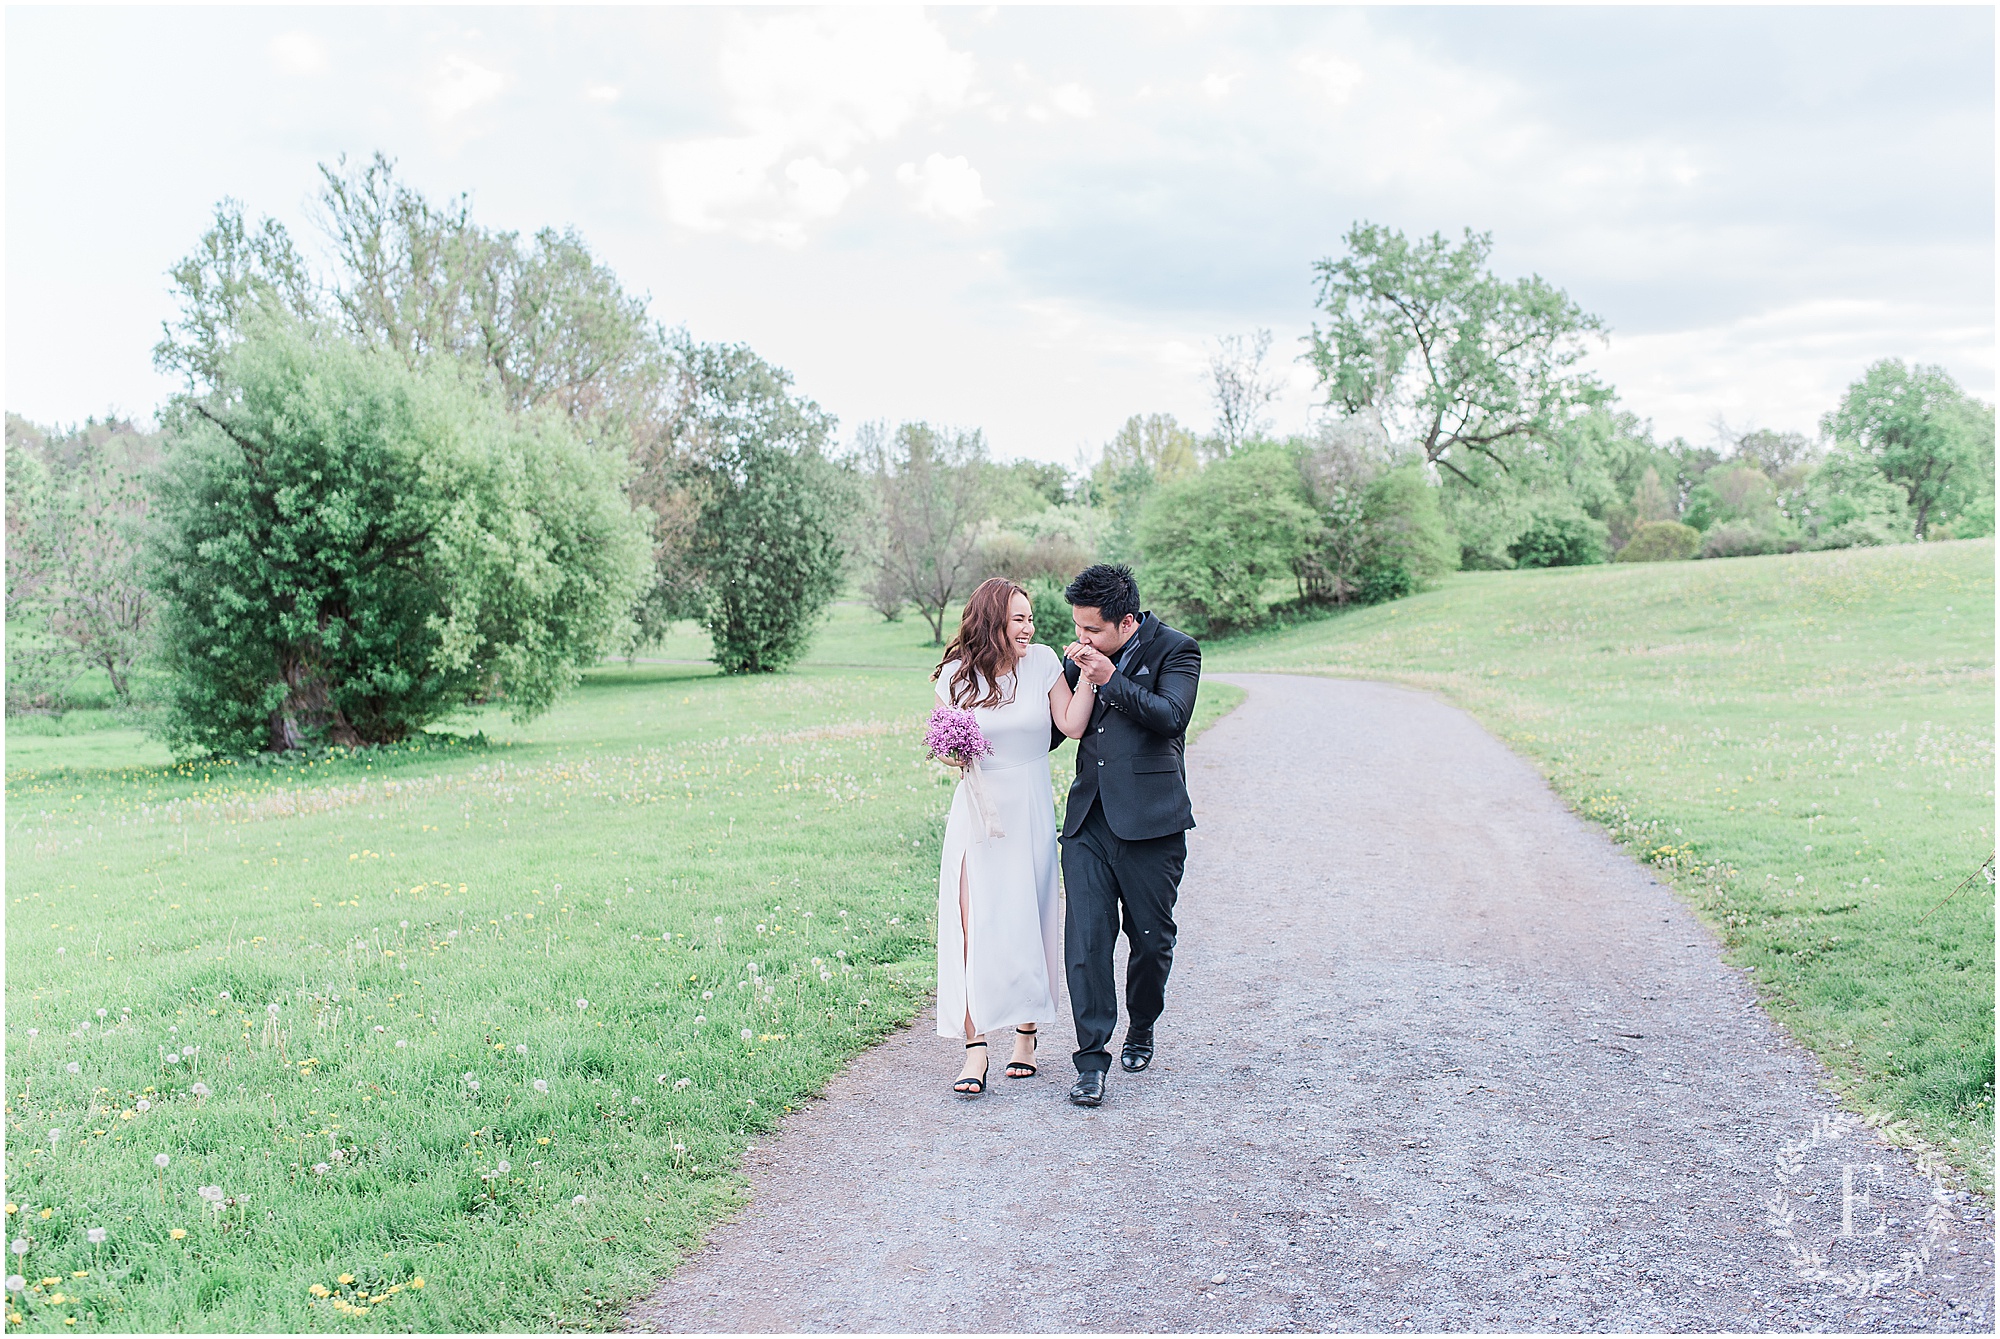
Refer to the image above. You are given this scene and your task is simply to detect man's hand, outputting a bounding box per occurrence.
[1068,642,1114,686]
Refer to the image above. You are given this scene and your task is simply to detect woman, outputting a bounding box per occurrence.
[933,578,1095,1095]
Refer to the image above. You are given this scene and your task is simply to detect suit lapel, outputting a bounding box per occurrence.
[1090,616,1154,725]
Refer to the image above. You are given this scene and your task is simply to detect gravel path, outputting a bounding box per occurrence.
[631,674,1993,1333]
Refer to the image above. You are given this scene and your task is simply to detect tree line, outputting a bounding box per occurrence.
[7,172,1993,748]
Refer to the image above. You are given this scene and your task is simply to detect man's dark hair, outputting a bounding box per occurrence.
[1065,563,1141,625]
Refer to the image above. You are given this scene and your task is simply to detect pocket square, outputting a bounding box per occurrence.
[1135,665,1150,676]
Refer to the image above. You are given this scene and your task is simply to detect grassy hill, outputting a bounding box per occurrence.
[1210,539,1995,1190]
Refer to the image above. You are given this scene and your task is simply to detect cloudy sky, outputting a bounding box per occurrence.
[7,5,1992,464]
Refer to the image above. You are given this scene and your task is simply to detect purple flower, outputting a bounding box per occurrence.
[924,707,993,764]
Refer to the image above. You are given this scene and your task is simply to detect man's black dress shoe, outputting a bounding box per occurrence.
[1120,1032,1155,1072]
[1068,1070,1106,1107]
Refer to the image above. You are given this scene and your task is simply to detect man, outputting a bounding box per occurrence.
[1052,563,1201,1107]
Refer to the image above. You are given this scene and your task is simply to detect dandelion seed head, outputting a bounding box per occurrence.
[191,1083,210,1098]
[466,1080,480,1092]
[630,1096,642,1106]
[571,1195,587,1206]
[134,1100,149,1113]
[154,1154,170,1169]
[702,990,713,1000]
[674,1078,691,1091]
[25,1030,37,1039]
[532,1079,548,1093]
[217,992,229,1001]
[693,1015,706,1025]
[65,1063,80,1075]
[197,1186,223,1203]
[47,1130,61,1144]
[95,1010,106,1019]
[515,1044,527,1055]
[575,998,589,1011]
[740,1028,754,1041]
[311,1163,329,1176]
[85,1228,105,1245]
[4,1275,22,1292]
[8,1241,26,1258]
[266,1004,280,1017]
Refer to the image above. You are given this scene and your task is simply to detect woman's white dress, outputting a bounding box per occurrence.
[934,642,1064,1037]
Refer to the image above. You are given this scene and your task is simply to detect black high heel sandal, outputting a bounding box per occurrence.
[1005,1026,1038,1078]
[953,1040,988,1096]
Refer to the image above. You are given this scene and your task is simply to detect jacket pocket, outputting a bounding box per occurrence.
[1131,755,1180,773]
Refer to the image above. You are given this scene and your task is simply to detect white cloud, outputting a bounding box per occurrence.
[785,157,858,220]
[718,8,972,157]
[268,32,327,76]
[583,82,620,105]
[660,136,784,231]
[897,154,991,223]
[1296,52,1363,105]
[1049,82,1094,118]
[429,54,507,121]
[656,9,974,243]
[1200,71,1239,101]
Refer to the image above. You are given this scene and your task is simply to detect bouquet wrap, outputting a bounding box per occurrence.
[924,707,1004,839]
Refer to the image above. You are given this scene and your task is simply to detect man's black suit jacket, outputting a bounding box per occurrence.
[1050,612,1201,841]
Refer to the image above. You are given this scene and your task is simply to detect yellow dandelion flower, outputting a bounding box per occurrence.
[64,1317,77,1325]
[410,1277,425,1289]
[3,1205,14,1215]
[69,1271,86,1279]
[536,1137,550,1145]
[169,1229,186,1240]
[337,1273,356,1285]
[308,1284,330,1298]
[38,1209,52,1220]
[49,1292,66,1303]
[7,1312,22,1325]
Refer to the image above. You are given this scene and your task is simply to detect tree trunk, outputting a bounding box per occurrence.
[269,648,363,751]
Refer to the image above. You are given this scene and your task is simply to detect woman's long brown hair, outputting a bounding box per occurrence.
[933,578,1031,709]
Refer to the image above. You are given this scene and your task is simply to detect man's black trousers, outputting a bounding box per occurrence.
[1061,798,1186,1074]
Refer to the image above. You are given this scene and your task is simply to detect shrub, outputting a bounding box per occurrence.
[1615,521,1700,562]
[1355,465,1458,603]
[1025,578,1073,651]
[1133,446,1318,636]
[1698,521,1789,559]
[148,325,649,755]
[1508,508,1608,568]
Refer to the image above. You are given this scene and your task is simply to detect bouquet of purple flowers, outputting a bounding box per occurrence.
[925,706,1003,839]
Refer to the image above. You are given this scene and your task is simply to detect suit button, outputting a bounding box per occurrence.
[1097,760,1104,767]
[1096,726,1104,733]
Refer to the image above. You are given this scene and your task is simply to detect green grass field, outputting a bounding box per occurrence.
[1210,539,1995,1191]
[2,605,1241,1332]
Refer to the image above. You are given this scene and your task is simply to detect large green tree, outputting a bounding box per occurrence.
[1307,223,1610,486]
[1133,445,1319,637]
[148,324,647,755]
[1820,359,1993,538]
[675,342,853,674]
